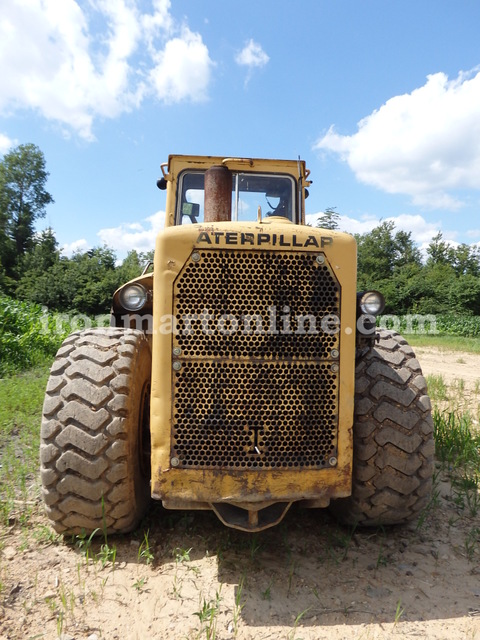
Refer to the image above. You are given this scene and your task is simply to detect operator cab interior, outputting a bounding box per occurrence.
[177,171,297,225]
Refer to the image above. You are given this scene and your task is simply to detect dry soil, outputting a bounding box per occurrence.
[1,346,480,640]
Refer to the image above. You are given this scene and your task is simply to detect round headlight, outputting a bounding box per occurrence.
[359,291,385,316]
[119,284,148,311]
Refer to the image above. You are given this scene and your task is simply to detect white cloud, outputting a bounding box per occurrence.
[306,211,444,252]
[235,40,269,68]
[61,238,89,257]
[97,210,166,253]
[149,28,213,103]
[314,68,480,209]
[0,0,213,140]
[0,132,17,153]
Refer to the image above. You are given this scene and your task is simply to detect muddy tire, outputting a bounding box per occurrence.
[40,328,151,535]
[330,330,434,526]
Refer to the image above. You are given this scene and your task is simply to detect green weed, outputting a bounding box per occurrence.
[32,525,62,546]
[394,599,405,625]
[433,410,480,470]
[232,576,245,636]
[133,577,148,592]
[173,546,192,563]
[194,588,222,640]
[73,529,99,563]
[138,529,154,565]
[452,471,480,517]
[425,374,448,403]
[326,524,357,564]
[465,527,480,561]
[416,469,441,530]
[249,534,261,560]
[287,607,311,640]
[261,580,272,601]
[97,541,117,568]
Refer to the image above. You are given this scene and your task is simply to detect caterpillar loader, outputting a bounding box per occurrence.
[40,155,434,533]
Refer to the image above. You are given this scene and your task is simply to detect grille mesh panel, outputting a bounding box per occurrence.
[174,251,339,359]
[171,249,340,469]
[172,361,338,468]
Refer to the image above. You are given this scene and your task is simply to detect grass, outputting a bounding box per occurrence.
[406,333,480,353]
[434,410,480,470]
[433,409,480,519]
[425,374,449,403]
[0,364,50,524]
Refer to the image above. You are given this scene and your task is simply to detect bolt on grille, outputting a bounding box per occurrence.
[171,249,341,469]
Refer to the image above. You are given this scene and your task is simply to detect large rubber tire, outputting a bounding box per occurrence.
[40,328,151,535]
[330,330,435,526]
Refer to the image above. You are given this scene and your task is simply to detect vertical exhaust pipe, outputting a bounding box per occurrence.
[204,166,232,222]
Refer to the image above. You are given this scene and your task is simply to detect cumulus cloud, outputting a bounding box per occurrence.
[235,40,269,68]
[61,238,90,257]
[0,132,17,154]
[306,211,444,252]
[149,28,213,103]
[314,69,480,209]
[97,210,166,253]
[0,0,213,140]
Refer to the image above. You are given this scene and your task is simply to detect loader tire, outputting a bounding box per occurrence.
[40,328,151,536]
[330,330,434,526]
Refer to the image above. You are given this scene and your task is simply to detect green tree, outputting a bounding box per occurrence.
[116,250,148,284]
[450,243,480,277]
[0,143,54,279]
[316,207,341,230]
[355,221,424,313]
[425,232,451,267]
[16,228,65,307]
[68,246,119,314]
[449,274,480,315]
[356,221,420,285]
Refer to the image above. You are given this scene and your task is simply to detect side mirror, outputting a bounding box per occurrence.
[157,177,167,190]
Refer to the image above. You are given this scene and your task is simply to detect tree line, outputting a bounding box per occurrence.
[317,208,480,316]
[1,145,480,317]
[0,144,150,315]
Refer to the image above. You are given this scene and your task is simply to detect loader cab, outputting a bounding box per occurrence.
[159,155,310,228]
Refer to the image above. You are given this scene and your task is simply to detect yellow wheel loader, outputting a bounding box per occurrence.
[40,155,434,534]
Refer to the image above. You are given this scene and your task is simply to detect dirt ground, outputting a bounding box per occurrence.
[1,347,480,640]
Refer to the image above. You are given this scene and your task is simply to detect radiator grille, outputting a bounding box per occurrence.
[171,249,341,469]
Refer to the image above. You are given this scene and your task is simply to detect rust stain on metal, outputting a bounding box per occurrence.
[204,165,232,222]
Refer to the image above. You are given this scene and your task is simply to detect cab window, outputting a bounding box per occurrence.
[177,171,297,224]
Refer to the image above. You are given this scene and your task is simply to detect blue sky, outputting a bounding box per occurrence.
[1,0,480,259]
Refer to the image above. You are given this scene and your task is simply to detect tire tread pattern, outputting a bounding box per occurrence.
[331,330,434,526]
[40,328,150,535]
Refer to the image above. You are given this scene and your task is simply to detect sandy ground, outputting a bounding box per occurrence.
[414,345,480,417]
[1,346,480,640]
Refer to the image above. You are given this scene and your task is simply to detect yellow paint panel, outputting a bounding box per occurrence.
[150,214,357,508]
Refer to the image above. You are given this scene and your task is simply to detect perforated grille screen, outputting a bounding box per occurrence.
[171,249,341,469]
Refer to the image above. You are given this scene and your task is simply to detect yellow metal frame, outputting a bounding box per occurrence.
[150,156,357,509]
[161,154,311,227]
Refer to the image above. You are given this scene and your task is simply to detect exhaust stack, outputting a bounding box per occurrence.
[204,165,232,222]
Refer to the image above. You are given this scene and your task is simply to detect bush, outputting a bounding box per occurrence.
[0,295,71,375]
